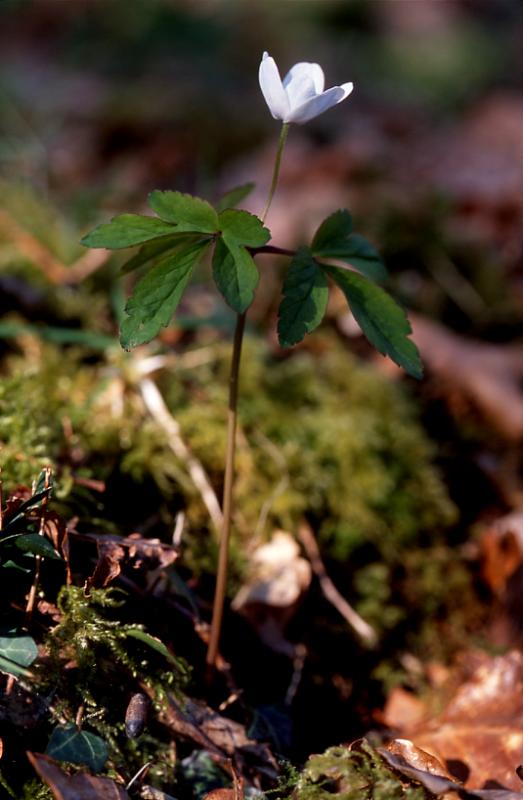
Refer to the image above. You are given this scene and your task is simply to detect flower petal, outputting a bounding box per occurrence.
[285,73,317,110]
[283,62,325,94]
[288,83,354,124]
[259,52,290,121]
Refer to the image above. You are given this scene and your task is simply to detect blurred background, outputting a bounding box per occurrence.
[1,0,523,760]
[1,0,522,334]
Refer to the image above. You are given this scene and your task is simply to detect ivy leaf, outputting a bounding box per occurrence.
[81,214,175,249]
[46,724,108,773]
[0,634,38,677]
[212,236,259,314]
[218,209,270,248]
[120,239,211,350]
[325,266,423,378]
[312,211,387,283]
[278,247,329,347]
[148,191,219,233]
[15,533,61,560]
[120,234,195,275]
[217,182,255,212]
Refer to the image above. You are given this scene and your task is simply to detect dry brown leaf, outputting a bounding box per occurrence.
[126,532,178,571]
[410,315,523,442]
[231,531,311,656]
[203,791,236,800]
[480,512,523,646]
[27,752,130,800]
[157,696,278,779]
[381,687,428,731]
[481,512,523,594]
[43,510,71,584]
[76,532,179,592]
[386,651,523,790]
[378,744,523,800]
[385,739,454,779]
[85,541,126,592]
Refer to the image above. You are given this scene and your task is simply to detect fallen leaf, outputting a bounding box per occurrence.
[480,511,523,595]
[480,512,523,646]
[27,752,130,799]
[385,739,455,779]
[378,743,523,800]
[126,532,179,570]
[43,511,71,584]
[381,687,428,730]
[157,696,278,779]
[231,530,311,656]
[85,541,126,592]
[386,651,523,790]
[410,315,523,442]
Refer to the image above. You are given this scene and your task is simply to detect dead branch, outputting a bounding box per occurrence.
[298,521,377,646]
[139,377,223,536]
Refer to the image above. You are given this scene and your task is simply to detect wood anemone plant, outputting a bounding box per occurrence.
[81,53,422,673]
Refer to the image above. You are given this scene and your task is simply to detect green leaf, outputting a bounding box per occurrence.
[46,724,108,773]
[15,533,61,560]
[312,211,387,283]
[325,266,422,378]
[148,191,219,233]
[120,239,211,350]
[2,559,32,573]
[217,182,255,212]
[311,209,352,253]
[125,628,180,667]
[0,634,38,676]
[120,234,194,275]
[218,209,270,248]
[212,236,259,314]
[81,214,176,249]
[278,247,329,347]
[1,487,51,535]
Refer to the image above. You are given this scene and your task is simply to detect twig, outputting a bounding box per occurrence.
[298,521,377,646]
[139,377,223,535]
[75,704,85,729]
[126,761,152,791]
[285,642,307,706]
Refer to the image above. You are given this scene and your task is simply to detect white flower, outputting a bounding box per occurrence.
[259,51,353,124]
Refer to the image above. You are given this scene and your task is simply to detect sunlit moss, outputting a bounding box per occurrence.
[292,742,427,800]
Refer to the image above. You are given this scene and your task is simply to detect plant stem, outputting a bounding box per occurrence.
[206,310,246,670]
[206,122,290,671]
[261,122,289,223]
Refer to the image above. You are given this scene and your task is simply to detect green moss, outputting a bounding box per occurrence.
[37,586,189,780]
[164,335,457,561]
[292,742,427,800]
[0,332,471,654]
[19,780,54,800]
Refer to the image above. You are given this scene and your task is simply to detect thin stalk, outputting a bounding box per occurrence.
[261,123,289,223]
[206,122,290,671]
[206,311,246,669]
